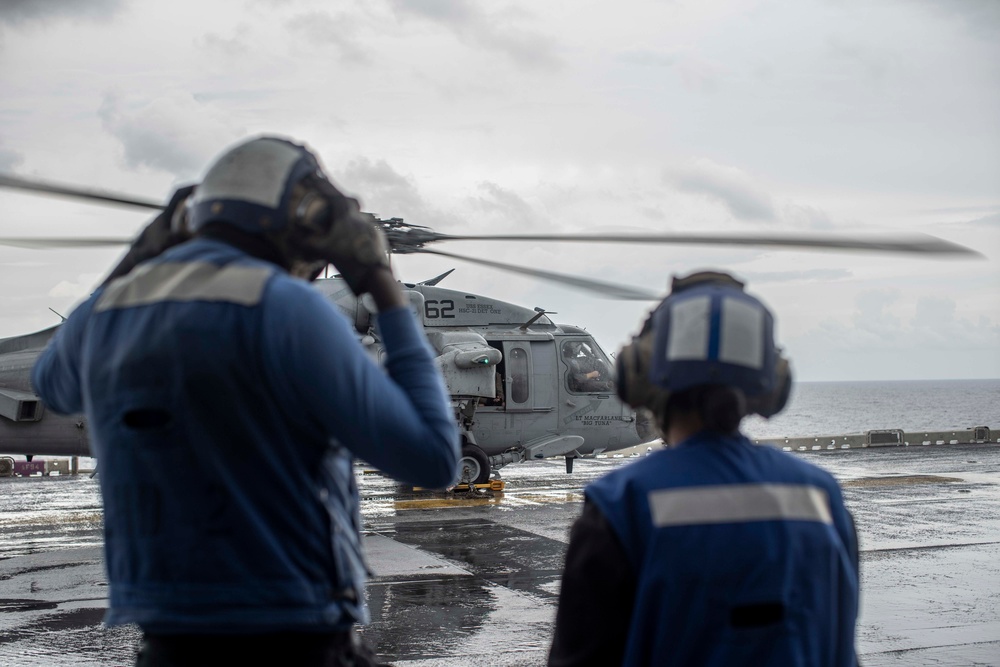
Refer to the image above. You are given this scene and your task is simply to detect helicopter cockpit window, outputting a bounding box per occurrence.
[509,347,529,404]
[562,339,615,394]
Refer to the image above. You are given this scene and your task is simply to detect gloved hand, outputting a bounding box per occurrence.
[101,184,196,286]
[296,178,391,296]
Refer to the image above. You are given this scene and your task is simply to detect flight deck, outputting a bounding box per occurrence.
[1,445,999,666]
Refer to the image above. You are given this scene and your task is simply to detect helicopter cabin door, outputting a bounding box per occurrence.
[501,340,556,414]
[469,339,558,453]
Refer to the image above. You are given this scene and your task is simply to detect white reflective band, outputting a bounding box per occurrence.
[195,139,303,209]
[719,297,765,369]
[95,262,272,312]
[649,483,833,527]
[666,295,710,361]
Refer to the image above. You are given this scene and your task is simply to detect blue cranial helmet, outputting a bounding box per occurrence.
[188,136,325,236]
[616,271,791,419]
[649,272,779,399]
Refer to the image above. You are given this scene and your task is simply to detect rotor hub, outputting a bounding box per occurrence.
[376,217,446,254]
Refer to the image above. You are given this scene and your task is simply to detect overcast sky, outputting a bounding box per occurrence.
[1,0,997,381]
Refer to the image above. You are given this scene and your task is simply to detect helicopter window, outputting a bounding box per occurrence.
[509,347,529,404]
[562,339,615,394]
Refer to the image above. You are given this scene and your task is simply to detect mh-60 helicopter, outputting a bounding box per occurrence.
[317,265,656,484]
[0,173,979,482]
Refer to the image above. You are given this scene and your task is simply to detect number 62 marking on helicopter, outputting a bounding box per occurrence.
[424,299,456,319]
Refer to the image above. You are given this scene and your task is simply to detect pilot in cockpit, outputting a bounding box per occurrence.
[563,340,614,393]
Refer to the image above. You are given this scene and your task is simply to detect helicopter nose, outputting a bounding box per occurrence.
[635,408,659,442]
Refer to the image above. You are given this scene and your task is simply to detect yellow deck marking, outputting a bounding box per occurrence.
[392,489,585,511]
[394,496,505,510]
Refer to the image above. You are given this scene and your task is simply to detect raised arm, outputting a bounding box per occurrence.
[261,273,460,488]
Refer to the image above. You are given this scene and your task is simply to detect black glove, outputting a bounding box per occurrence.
[101,184,196,286]
[295,178,391,296]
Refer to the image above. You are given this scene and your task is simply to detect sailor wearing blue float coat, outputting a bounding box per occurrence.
[549,271,859,667]
[33,137,460,666]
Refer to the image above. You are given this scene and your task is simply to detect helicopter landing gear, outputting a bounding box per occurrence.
[459,444,491,485]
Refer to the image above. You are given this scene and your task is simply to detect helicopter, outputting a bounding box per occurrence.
[0,173,979,483]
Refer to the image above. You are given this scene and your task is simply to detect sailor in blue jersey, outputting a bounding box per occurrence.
[32,137,460,666]
[549,271,859,667]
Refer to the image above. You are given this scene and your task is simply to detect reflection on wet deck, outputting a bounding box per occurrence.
[841,474,964,487]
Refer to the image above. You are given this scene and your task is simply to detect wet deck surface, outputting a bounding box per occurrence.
[1,444,999,666]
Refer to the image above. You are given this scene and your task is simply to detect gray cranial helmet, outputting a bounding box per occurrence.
[188,136,326,236]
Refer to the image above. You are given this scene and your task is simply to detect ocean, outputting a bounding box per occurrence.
[741,378,1000,440]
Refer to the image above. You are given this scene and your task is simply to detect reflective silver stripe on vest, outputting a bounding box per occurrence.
[95,261,272,312]
[648,483,833,528]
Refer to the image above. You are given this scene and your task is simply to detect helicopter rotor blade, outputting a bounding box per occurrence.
[412,248,661,300]
[430,231,980,257]
[0,237,132,249]
[1,173,979,258]
[0,173,165,211]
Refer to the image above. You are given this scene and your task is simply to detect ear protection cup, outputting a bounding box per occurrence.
[771,354,792,416]
[283,175,366,275]
[292,188,330,235]
[747,353,792,418]
[615,312,671,416]
[290,175,355,238]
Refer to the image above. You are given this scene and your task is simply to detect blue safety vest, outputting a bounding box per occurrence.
[32,238,459,633]
[587,432,858,667]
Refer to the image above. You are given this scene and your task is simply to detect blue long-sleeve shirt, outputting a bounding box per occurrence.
[32,237,460,633]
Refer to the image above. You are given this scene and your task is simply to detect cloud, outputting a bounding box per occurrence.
[675,55,723,94]
[910,0,1000,40]
[48,273,103,299]
[388,0,561,69]
[824,34,894,83]
[919,205,996,215]
[286,11,371,65]
[196,25,252,57]
[335,157,450,225]
[908,296,1000,349]
[667,158,777,221]
[800,290,1000,354]
[617,49,677,68]
[619,49,720,92]
[853,289,901,332]
[391,0,475,23]
[98,92,245,179]
[639,206,668,222]
[465,181,545,231]
[0,141,24,172]
[912,295,956,331]
[744,268,852,284]
[967,212,1000,227]
[0,0,123,24]
[781,203,834,230]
